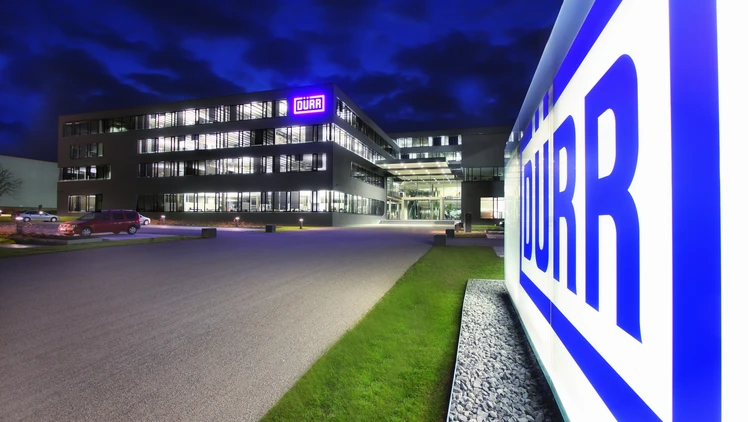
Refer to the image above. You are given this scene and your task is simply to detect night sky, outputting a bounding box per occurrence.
[0,0,561,162]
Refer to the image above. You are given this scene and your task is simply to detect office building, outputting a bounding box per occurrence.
[58,84,508,226]
[386,127,508,223]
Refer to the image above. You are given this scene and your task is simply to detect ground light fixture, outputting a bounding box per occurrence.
[160,215,166,224]
[299,218,304,229]
[235,216,240,227]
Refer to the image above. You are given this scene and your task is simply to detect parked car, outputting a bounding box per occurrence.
[138,213,151,225]
[15,210,60,222]
[58,210,141,237]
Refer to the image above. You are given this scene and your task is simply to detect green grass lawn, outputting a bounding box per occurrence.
[262,246,504,422]
[274,225,321,232]
[471,224,504,231]
[0,235,201,258]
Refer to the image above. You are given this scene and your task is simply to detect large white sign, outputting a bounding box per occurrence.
[505,0,745,420]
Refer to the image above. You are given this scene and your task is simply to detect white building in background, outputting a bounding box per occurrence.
[0,155,57,211]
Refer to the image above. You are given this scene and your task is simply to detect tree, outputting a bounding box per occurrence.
[0,164,23,201]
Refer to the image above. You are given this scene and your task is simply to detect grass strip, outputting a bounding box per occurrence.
[0,235,201,258]
[262,246,504,422]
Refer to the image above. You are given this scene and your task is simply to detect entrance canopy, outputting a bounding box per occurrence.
[376,158,460,182]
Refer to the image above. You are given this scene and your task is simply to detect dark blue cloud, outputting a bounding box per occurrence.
[0,0,561,161]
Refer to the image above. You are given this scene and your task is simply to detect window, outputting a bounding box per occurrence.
[321,124,385,164]
[135,190,383,215]
[68,194,102,212]
[263,129,275,145]
[351,163,384,187]
[336,99,396,158]
[464,167,503,181]
[276,99,288,117]
[262,156,273,173]
[275,127,289,145]
[185,109,197,126]
[59,165,111,181]
[251,102,263,119]
[480,197,505,219]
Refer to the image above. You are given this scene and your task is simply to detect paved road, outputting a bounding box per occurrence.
[0,228,434,421]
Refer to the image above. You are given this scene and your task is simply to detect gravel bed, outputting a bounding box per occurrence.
[448,279,562,422]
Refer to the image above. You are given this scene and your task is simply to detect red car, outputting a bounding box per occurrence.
[58,210,141,237]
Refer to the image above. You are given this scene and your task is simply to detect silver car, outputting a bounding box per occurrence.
[138,213,151,225]
[15,210,60,222]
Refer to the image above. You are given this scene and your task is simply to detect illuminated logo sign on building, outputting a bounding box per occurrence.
[292,95,326,114]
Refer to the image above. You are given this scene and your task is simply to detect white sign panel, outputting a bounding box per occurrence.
[505,0,745,420]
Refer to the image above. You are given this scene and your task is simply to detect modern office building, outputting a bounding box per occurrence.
[57,84,509,226]
[386,127,509,224]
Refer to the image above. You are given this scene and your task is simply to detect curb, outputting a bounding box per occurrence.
[446,278,475,420]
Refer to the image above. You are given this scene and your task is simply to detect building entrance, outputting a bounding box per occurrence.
[405,198,441,220]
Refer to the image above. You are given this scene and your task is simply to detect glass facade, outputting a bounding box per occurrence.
[395,135,461,148]
[350,162,384,188]
[137,154,327,178]
[400,151,462,161]
[68,194,102,212]
[70,142,104,159]
[480,197,505,219]
[62,100,287,137]
[136,124,384,164]
[59,165,112,181]
[463,167,504,181]
[137,190,384,215]
[336,99,396,157]
[386,180,462,220]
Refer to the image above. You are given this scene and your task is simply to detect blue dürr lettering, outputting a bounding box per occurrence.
[584,54,642,342]
[553,116,577,293]
[523,160,533,260]
[534,143,549,271]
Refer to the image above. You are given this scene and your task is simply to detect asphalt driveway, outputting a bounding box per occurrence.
[0,227,433,421]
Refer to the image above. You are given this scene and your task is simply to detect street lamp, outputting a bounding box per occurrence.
[299,218,304,229]
[235,216,240,227]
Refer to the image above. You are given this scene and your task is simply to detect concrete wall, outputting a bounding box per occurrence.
[0,155,57,210]
[460,181,504,224]
[460,128,511,168]
[331,213,382,226]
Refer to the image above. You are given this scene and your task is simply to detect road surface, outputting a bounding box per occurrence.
[0,227,433,421]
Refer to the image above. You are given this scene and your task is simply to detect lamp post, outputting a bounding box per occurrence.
[235,216,240,227]
[299,218,304,229]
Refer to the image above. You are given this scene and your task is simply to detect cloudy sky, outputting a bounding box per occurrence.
[0,0,561,161]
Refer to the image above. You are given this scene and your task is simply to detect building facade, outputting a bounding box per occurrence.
[388,127,509,224]
[57,84,509,226]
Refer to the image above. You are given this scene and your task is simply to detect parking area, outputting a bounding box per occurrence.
[0,227,436,421]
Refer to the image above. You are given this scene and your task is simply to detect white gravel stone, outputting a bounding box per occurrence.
[447,279,562,422]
